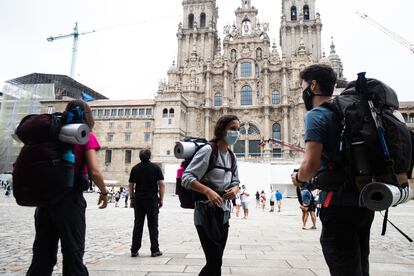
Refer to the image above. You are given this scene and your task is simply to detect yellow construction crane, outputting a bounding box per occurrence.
[47,22,96,79]
[357,11,414,55]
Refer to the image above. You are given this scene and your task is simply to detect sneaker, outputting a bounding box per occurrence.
[151,251,163,257]
[131,252,139,257]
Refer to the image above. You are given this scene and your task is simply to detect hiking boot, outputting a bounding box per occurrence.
[151,251,163,257]
[131,252,139,257]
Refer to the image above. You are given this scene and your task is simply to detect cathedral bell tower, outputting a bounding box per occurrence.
[280,0,322,62]
[176,0,219,68]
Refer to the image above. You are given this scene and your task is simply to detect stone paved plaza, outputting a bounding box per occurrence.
[1,191,414,276]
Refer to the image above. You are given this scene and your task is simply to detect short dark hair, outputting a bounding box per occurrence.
[212,115,240,142]
[299,64,337,96]
[65,100,95,129]
[139,149,151,162]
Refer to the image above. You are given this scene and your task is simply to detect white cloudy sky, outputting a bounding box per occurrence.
[1,0,413,101]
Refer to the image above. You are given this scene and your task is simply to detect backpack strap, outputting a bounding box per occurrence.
[205,142,237,177]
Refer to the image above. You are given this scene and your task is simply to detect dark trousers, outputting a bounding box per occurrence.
[320,206,374,276]
[196,223,229,276]
[27,192,88,276]
[131,198,160,253]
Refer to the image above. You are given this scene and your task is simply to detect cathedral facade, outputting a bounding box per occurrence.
[152,0,344,163]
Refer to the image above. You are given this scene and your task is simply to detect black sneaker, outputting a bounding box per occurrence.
[131,252,139,257]
[151,251,163,257]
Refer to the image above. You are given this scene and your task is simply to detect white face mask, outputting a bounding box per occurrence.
[224,130,240,145]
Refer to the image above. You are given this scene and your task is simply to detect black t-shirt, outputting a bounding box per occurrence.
[129,161,164,198]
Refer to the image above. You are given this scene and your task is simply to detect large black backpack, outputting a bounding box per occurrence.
[12,113,75,207]
[319,73,413,191]
[175,138,236,209]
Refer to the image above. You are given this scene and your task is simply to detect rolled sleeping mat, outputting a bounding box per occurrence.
[359,182,413,211]
[59,124,90,145]
[174,141,206,159]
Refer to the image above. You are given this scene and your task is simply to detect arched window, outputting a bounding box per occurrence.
[200,13,206,28]
[272,91,281,105]
[188,14,194,29]
[240,124,247,135]
[272,123,281,140]
[241,62,252,77]
[214,92,222,106]
[303,5,310,20]
[255,64,260,78]
[241,85,253,106]
[291,6,297,21]
[248,124,260,135]
[169,108,175,118]
[162,108,168,118]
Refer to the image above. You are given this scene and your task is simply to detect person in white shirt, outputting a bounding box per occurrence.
[240,185,250,219]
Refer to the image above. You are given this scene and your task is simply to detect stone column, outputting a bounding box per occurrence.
[205,64,212,108]
[316,24,322,61]
[177,34,183,67]
[281,57,290,158]
[186,35,191,62]
[291,27,296,56]
[204,109,211,140]
[223,60,229,107]
[201,33,205,61]
[262,59,271,159]
[244,123,250,159]
[207,32,214,61]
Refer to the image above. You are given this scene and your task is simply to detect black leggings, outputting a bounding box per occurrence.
[196,223,229,276]
[320,206,374,276]
[27,192,88,276]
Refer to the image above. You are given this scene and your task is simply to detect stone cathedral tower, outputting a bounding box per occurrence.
[280,0,322,62]
[176,0,219,67]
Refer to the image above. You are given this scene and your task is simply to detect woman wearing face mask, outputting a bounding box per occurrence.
[182,115,241,276]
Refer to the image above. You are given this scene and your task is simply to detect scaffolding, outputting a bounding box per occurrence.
[0,81,55,172]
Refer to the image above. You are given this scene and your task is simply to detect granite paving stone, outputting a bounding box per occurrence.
[0,191,413,275]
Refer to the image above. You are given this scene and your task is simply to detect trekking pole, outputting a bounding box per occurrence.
[357,72,391,158]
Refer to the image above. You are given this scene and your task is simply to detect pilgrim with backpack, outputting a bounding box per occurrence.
[18,100,109,276]
[177,115,241,276]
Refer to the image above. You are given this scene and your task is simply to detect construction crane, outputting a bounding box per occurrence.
[47,22,96,78]
[357,11,414,55]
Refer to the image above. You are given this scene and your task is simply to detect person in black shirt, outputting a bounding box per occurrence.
[129,149,165,257]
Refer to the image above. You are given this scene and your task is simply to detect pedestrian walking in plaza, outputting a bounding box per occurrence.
[124,188,129,208]
[182,115,240,276]
[115,188,121,207]
[260,190,266,211]
[291,64,375,275]
[5,183,12,197]
[255,190,260,208]
[240,185,250,219]
[269,189,275,212]
[299,186,316,230]
[276,190,283,212]
[27,100,108,276]
[234,192,241,217]
[129,149,165,258]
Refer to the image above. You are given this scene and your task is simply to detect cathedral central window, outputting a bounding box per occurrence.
[241,62,252,77]
[240,85,253,105]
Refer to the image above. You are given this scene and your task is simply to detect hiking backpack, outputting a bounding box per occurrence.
[175,137,236,209]
[319,73,413,192]
[13,109,87,207]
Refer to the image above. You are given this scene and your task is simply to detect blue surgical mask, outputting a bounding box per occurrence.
[224,130,240,145]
